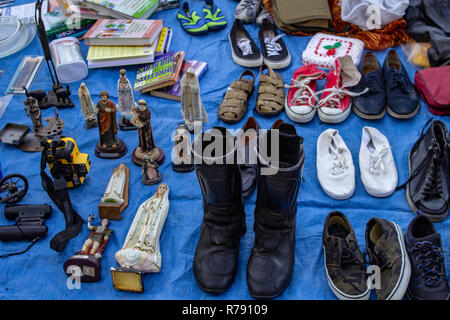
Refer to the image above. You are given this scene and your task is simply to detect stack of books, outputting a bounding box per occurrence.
[59,0,160,20]
[83,19,172,68]
[133,52,209,101]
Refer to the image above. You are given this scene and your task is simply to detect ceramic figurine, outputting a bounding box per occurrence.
[110,183,169,293]
[78,83,97,129]
[142,156,162,185]
[130,99,164,166]
[171,123,194,172]
[63,215,113,282]
[117,69,137,131]
[180,67,208,132]
[98,163,129,220]
[94,90,127,159]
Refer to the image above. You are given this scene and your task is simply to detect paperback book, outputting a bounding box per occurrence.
[87,44,155,68]
[150,59,208,101]
[80,0,159,19]
[141,51,185,93]
[83,19,163,46]
[134,51,185,92]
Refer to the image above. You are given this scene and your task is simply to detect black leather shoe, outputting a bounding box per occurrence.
[383,50,419,119]
[192,127,246,294]
[403,120,450,222]
[246,120,305,299]
[237,117,260,198]
[352,52,386,120]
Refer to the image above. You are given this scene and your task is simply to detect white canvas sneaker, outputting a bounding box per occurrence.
[317,129,355,200]
[359,127,398,197]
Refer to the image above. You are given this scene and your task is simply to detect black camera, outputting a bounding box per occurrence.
[0,204,52,241]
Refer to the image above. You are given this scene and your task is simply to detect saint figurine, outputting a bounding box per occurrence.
[63,215,113,283]
[130,99,164,166]
[78,83,97,129]
[94,90,127,159]
[117,69,137,131]
[180,67,208,133]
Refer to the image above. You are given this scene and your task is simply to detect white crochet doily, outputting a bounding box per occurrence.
[302,33,365,69]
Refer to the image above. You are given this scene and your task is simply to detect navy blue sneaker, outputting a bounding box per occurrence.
[405,215,450,300]
[383,50,419,119]
[352,52,386,120]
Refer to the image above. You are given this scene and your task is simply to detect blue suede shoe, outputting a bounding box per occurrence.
[352,52,386,120]
[383,50,419,119]
[177,1,209,36]
[203,0,227,31]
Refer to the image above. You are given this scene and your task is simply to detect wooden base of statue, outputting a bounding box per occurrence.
[85,118,98,129]
[98,164,129,220]
[132,146,165,166]
[119,116,137,131]
[63,254,102,283]
[95,138,127,159]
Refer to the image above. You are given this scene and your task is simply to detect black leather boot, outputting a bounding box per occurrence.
[192,127,246,294]
[247,120,305,299]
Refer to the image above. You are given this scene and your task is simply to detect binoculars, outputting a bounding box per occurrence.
[0,204,52,241]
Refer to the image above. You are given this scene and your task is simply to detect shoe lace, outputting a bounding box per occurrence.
[367,249,391,271]
[422,141,444,199]
[316,86,368,109]
[237,38,253,56]
[329,137,348,176]
[389,69,409,94]
[285,77,316,107]
[410,241,445,288]
[264,34,284,56]
[369,145,390,175]
[366,73,381,94]
[334,239,366,288]
[396,139,445,197]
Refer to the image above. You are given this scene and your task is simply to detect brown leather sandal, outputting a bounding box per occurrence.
[256,64,284,116]
[218,70,255,123]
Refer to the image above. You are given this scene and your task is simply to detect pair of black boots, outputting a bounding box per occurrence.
[191,120,305,298]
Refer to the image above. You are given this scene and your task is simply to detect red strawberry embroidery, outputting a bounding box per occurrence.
[324,42,341,56]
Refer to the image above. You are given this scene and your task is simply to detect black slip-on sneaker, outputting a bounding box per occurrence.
[229,19,263,68]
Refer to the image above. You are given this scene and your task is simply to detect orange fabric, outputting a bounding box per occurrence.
[262,0,410,50]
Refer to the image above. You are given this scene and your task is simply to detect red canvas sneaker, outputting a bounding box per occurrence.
[284,63,326,123]
[317,56,366,124]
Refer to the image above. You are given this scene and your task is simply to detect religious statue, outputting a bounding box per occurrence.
[130,99,164,166]
[78,82,97,129]
[142,156,162,185]
[94,90,127,159]
[180,67,208,132]
[63,215,113,283]
[117,69,137,131]
[99,163,129,220]
[110,183,170,293]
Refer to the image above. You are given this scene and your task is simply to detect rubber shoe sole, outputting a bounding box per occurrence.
[352,104,386,120]
[387,102,420,119]
[323,245,371,300]
[317,103,352,124]
[384,223,411,300]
